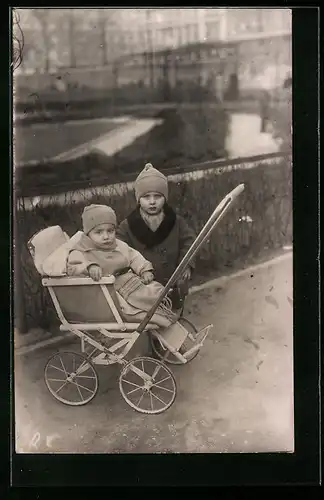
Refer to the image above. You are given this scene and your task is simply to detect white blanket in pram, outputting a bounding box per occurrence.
[28,226,83,277]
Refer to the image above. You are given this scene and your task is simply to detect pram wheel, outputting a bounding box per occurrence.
[44,351,99,406]
[150,317,199,365]
[119,357,176,414]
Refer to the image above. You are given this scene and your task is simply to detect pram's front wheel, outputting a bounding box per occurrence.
[119,357,176,414]
[150,317,199,365]
[44,351,99,406]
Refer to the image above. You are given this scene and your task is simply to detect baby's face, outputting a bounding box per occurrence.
[88,223,116,248]
[139,192,165,215]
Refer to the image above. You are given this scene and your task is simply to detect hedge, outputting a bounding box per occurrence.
[15,156,292,332]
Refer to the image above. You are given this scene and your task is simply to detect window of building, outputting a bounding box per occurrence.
[153,30,160,49]
[185,24,194,43]
[178,27,184,46]
[160,26,174,48]
[138,31,146,52]
[206,20,220,40]
[146,29,154,50]
[183,25,191,44]
[175,27,182,46]
[227,8,254,37]
[189,24,198,42]
[132,31,139,48]
[151,8,164,24]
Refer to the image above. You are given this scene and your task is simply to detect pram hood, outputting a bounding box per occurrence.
[28,226,83,277]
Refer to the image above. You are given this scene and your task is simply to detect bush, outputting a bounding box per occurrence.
[16,156,292,331]
[17,105,229,196]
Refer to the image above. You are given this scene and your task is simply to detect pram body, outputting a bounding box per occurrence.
[29,184,244,414]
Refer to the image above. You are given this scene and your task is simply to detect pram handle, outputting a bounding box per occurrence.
[136,183,245,334]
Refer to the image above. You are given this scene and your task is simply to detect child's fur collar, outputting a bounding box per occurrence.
[127,204,177,248]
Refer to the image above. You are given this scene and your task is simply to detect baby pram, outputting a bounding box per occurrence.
[27,184,244,414]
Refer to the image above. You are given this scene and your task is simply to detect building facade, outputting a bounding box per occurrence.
[15,8,292,73]
[112,8,291,53]
[113,8,291,95]
[14,8,292,98]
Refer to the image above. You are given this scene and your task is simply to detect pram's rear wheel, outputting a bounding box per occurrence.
[150,317,199,365]
[44,351,99,406]
[119,357,176,414]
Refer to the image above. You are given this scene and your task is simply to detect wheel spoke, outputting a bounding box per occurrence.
[127,386,142,395]
[75,382,85,401]
[151,384,174,393]
[47,378,66,382]
[55,380,69,394]
[150,390,167,406]
[59,356,68,377]
[69,379,95,394]
[149,391,154,411]
[122,379,144,389]
[136,390,146,407]
[154,375,172,385]
[48,364,66,374]
[74,375,96,379]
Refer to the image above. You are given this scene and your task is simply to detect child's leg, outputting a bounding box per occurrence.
[169,286,186,316]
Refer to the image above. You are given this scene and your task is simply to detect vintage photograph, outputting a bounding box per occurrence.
[12,8,293,454]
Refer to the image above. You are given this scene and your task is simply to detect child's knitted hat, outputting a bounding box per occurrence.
[134,163,168,202]
[82,204,117,234]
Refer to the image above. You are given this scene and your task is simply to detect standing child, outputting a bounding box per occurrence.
[116,163,196,315]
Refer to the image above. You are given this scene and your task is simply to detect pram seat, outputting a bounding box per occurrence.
[42,276,162,331]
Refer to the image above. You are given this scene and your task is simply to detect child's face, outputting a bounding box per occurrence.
[139,192,165,215]
[88,223,116,248]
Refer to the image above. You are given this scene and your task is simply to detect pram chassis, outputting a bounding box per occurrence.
[42,275,208,413]
[39,184,245,414]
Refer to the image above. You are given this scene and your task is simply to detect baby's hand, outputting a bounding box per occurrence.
[88,264,102,281]
[141,271,154,284]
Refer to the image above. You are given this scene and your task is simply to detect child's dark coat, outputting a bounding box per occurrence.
[116,204,196,308]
